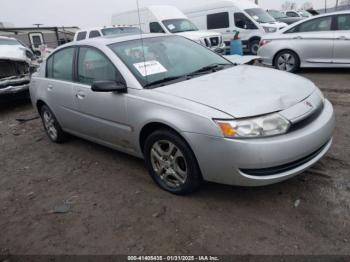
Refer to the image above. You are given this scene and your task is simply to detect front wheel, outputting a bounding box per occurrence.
[144,129,202,195]
[274,51,300,73]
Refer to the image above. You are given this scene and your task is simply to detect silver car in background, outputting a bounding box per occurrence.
[258,11,350,72]
[30,34,335,195]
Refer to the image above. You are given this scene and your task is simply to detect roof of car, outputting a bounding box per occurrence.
[76,26,138,33]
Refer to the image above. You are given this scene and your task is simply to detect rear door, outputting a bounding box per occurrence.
[285,15,334,64]
[333,14,350,64]
[71,46,131,147]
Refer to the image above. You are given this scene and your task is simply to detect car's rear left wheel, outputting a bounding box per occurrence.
[144,129,202,195]
[40,105,67,143]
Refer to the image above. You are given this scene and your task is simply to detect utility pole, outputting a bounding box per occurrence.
[255,0,258,5]
[336,0,339,10]
[325,0,327,13]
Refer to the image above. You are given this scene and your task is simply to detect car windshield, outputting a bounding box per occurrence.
[268,10,288,19]
[0,38,21,46]
[299,10,311,17]
[162,19,198,33]
[102,27,142,36]
[109,36,232,88]
[245,8,276,23]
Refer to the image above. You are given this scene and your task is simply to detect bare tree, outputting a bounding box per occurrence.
[301,1,313,10]
[282,1,297,10]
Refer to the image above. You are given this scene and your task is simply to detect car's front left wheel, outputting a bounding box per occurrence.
[40,105,67,143]
[144,129,202,195]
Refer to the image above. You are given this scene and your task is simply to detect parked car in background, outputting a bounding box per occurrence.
[0,36,35,96]
[283,10,312,19]
[74,26,142,41]
[267,9,302,25]
[30,34,335,194]
[258,11,350,72]
[112,5,226,54]
[185,0,287,55]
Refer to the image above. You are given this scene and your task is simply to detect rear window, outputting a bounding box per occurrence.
[207,12,230,29]
[76,31,87,41]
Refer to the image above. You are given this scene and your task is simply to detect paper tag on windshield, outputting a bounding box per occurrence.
[133,61,167,77]
[167,24,175,30]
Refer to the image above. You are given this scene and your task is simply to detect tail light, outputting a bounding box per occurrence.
[259,39,271,47]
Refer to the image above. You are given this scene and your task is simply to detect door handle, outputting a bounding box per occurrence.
[76,91,86,100]
[47,84,53,91]
[337,36,348,40]
[293,36,303,40]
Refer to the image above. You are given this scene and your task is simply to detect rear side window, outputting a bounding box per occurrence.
[46,48,75,81]
[286,11,299,17]
[298,16,332,32]
[337,14,350,30]
[76,31,87,41]
[89,30,101,38]
[234,12,258,30]
[77,47,123,85]
[150,22,165,33]
[207,12,230,29]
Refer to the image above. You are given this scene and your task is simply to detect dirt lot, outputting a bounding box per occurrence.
[0,68,349,256]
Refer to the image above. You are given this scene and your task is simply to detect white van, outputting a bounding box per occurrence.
[111,5,226,54]
[185,0,288,54]
[74,26,142,42]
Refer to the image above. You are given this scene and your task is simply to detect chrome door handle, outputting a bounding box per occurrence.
[76,92,86,100]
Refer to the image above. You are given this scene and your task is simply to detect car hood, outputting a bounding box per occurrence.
[154,66,316,118]
[176,30,221,39]
[0,45,29,62]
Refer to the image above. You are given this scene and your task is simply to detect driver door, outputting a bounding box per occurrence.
[71,46,132,148]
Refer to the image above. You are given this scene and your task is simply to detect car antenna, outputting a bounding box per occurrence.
[136,0,148,84]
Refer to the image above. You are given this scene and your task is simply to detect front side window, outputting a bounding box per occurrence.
[207,12,230,29]
[245,8,275,23]
[47,47,75,81]
[298,16,332,32]
[89,30,101,38]
[77,47,122,85]
[76,32,87,41]
[150,22,165,33]
[109,36,232,88]
[268,10,288,19]
[337,14,350,30]
[234,12,258,29]
[163,19,198,33]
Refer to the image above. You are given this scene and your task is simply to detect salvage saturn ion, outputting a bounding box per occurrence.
[30,34,335,195]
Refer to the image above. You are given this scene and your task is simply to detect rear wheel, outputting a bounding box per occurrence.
[144,129,202,195]
[40,105,67,143]
[274,50,300,73]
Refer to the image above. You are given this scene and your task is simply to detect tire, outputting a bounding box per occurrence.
[249,39,260,55]
[274,50,300,73]
[40,105,67,143]
[143,129,202,195]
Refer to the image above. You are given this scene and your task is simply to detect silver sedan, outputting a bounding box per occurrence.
[30,34,335,194]
[258,11,350,72]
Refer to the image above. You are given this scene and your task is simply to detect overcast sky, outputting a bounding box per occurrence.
[0,0,336,28]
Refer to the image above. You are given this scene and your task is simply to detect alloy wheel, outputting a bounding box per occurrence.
[277,53,296,72]
[150,140,188,189]
[43,110,58,141]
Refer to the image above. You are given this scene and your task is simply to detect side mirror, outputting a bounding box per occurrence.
[91,81,127,93]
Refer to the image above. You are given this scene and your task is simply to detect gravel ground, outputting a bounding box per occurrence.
[0,67,349,255]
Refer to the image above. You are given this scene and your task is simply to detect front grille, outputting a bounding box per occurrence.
[240,140,330,177]
[0,60,29,79]
[289,103,324,132]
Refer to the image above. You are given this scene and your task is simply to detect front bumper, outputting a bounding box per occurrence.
[182,99,335,186]
[0,76,30,95]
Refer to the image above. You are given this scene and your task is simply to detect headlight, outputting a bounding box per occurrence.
[263,26,277,33]
[215,113,290,139]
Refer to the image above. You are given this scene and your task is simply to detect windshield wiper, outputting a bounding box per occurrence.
[144,76,187,88]
[187,64,228,77]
